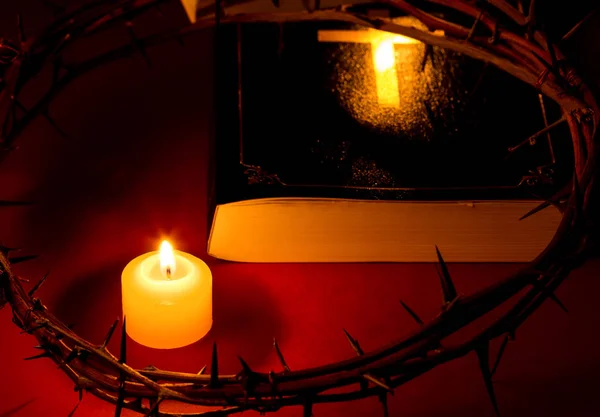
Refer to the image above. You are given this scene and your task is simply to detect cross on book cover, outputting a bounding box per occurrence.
[208,19,570,262]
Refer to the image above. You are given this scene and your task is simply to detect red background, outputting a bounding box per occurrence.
[1,2,600,416]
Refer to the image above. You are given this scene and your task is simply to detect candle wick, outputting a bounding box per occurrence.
[166,266,172,279]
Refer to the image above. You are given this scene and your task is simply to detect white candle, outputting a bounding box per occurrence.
[121,240,212,349]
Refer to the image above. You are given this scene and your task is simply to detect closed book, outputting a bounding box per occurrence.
[208,21,569,262]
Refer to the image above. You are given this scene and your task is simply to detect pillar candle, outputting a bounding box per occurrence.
[121,241,212,349]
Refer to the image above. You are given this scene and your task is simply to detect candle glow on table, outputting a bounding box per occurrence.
[121,240,212,349]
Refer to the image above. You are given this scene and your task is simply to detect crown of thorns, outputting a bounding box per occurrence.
[0,1,598,417]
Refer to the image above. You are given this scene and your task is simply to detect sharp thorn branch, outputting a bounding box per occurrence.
[491,334,510,377]
[115,318,127,417]
[273,338,291,372]
[562,7,600,42]
[519,200,552,221]
[303,400,313,417]
[67,402,80,417]
[24,352,51,360]
[210,342,220,388]
[8,255,37,265]
[532,279,568,313]
[362,374,394,393]
[125,21,152,68]
[379,393,389,417]
[42,110,69,140]
[475,343,500,417]
[114,385,125,417]
[119,317,127,364]
[238,356,253,376]
[62,348,81,366]
[420,44,433,71]
[144,397,163,417]
[342,328,364,356]
[0,244,20,255]
[399,300,424,325]
[101,318,119,349]
[28,273,49,298]
[435,246,458,304]
[466,11,483,42]
[198,365,207,375]
[507,117,567,154]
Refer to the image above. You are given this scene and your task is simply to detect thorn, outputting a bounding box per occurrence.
[67,402,80,417]
[303,400,313,417]
[101,318,119,349]
[198,365,207,375]
[342,328,364,356]
[359,378,369,391]
[60,346,81,367]
[491,334,510,377]
[28,273,49,298]
[399,300,424,325]
[519,200,552,221]
[475,343,500,417]
[363,374,394,393]
[115,318,127,417]
[420,44,433,71]
[62,348,81,366]
[144,397,163,417]
[532,279,568,313]
[24,352,51,360]
[273,338,291,372]
[42,110,69,140]
[8,255,37,264]
[17,13,26,44]
[119,317,127,364]
[210,342,220,388]
[0,244,20,255]
[562,7,600,42]
[114,384,125,417]
[466,11,483,42]
[238,356,253,375]
[125,21,152,68]
[507,118,567,155]
[435,246,458,304]
[379,392,389,417]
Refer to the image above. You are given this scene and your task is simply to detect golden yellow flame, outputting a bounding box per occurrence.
[373,38,395,72]
[159,240,176,278]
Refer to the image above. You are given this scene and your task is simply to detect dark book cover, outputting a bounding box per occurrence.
[210,20,573,225]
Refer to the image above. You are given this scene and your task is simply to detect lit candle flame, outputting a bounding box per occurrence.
[160,240,176,279]
[373,38,396,72]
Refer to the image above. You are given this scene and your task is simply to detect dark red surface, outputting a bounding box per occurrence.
[1,2,600,416]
